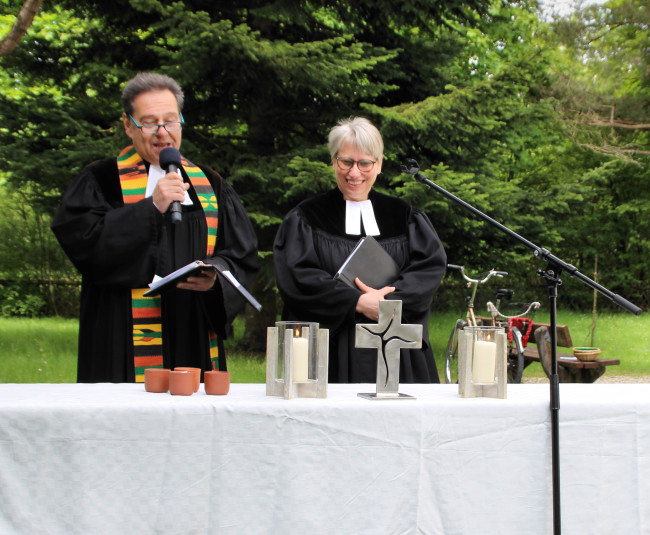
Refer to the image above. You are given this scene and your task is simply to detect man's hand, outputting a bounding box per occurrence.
[152,171,189,213]
[355,278,395,321]
[176,263,217,292]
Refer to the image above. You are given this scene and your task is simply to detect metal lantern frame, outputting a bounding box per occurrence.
[266,321,329,399]
[458,325,507,399]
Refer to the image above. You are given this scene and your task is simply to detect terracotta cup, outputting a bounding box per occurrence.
[169,370,195,396]
[204,370,230,395]
[174,367,201,392]
[144,368,170,393]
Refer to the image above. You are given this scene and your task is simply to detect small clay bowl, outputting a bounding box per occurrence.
[169,370,195,396]
[204,370,230,395]
[174,367,201,392]
[144,368,170,393]
[573,347,602,362]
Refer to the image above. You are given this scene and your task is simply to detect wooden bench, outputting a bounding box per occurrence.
[475,317,620,383]
[523,322,620,383]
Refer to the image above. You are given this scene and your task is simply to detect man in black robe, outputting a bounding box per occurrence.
[274,117,446,383]
[51,73,258,382]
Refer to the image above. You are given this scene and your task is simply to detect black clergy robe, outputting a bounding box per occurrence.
[273,188,447,383]
[51,157,258,383]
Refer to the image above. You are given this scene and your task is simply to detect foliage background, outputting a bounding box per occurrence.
[0,0,647,349]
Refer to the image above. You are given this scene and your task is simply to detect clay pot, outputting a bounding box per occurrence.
[144,368,170,393]
[174,367,201,392]
[169,370,195,396]
[204,370,230,395]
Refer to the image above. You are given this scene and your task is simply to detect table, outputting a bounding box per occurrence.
[0,383,648,534]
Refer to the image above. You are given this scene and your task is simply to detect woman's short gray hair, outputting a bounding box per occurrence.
[328,117,384,162]
[121,72,184,115]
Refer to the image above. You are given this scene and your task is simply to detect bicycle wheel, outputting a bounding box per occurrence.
[507,326,525,384]
[444,318,467,384]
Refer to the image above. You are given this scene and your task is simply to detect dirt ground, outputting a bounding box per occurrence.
[522,375,650,384]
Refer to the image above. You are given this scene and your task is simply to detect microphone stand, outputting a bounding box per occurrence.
[402,159,641,535]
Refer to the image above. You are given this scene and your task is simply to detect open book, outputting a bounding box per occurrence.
[144,261,210,296]
[334,236,400,289]
[144,260,262,311]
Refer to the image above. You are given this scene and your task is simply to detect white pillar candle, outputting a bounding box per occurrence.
[291,336,309,382]
[472,340,497,383]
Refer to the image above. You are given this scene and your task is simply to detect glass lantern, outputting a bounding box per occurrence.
[266,321,329,399]
[459,325,507,399]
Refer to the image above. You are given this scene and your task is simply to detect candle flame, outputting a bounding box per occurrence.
[294,328,300,338]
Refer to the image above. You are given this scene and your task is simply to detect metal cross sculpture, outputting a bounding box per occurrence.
[356,300,422,400]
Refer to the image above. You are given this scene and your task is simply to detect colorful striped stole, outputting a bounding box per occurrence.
[117,145,220,381]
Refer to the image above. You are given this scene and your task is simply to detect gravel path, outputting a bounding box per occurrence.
[522,375,650,384]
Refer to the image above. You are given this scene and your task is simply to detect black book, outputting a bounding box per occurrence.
[334,236,400,289]
[144,260,262,311]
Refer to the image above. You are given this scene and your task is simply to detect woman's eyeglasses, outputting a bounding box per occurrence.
[335,157,376,172]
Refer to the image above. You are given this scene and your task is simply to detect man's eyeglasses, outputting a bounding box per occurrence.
[129,113,185,134]
[335,157,376,172]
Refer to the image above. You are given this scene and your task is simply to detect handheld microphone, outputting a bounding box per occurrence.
[159,147,183,224]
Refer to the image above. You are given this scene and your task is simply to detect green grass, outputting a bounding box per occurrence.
[0,317,266,383]
[225,352,266,383]
[430,309,650,382]
[1,310,648,383]
[0,318,78,383]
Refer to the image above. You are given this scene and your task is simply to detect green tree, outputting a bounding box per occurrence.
[539,0,650,308]
[0,0,499,332]
[1,0,646,334]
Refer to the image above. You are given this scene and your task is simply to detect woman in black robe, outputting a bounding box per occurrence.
[273,117,446,383]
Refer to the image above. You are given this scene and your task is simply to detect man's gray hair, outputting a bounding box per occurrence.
[121,72,184,115]
[328,117,384,162]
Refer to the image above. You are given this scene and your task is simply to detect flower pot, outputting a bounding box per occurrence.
[169,370,195,396]
[174,367,201,392]
[144,368,170,393]
[204,370,230,395]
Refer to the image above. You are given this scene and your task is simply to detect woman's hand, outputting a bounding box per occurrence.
[176,262,217,292]
[354,278,395,321]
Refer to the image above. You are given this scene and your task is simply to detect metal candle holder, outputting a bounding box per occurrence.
[266,321,329,399]
[458,326,507,399]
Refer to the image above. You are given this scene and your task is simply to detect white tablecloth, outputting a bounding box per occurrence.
[0,383,648,535]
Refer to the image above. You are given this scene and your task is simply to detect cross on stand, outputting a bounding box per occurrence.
[356,300,422,400]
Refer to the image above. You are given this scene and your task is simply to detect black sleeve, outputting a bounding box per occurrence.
[388,208,447,321]
[50,159,164,287]
[273,209,361,333]
[202,174,259,330]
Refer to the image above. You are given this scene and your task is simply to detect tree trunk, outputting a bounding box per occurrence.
[0,0,43,57]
